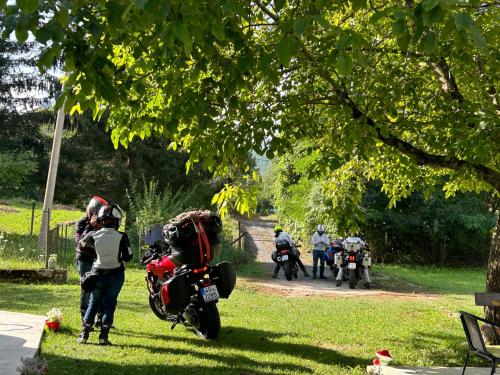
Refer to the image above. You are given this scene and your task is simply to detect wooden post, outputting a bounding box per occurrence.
[45,208,51,268]
[30,202,35,235]
[38,84,66,252]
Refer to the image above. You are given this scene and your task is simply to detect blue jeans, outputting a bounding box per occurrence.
[312,250,325,276]
[76,258,93,316]
[84,270,125,326]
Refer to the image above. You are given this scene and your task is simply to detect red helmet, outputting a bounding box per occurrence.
[86,196,108,217]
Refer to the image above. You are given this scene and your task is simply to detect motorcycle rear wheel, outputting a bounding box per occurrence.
[348,269,357,289]
[196,303,221,340]
[283,261,293,281]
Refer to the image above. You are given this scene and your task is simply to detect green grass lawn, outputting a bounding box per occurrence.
[0,264,484,375]
[375,264,486,295]
[0,198,83,234]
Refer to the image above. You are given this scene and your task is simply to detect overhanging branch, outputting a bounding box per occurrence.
[300,48,500,192]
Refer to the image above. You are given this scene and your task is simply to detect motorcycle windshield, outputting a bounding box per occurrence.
[144,224,164,245]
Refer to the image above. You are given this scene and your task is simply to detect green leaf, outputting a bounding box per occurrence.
[370,10,388,24]
[351,0,366,11]
[397,31,411,51]
[454,13,471,31]
[174,21,190,43]
[211,21,225,41]
[277,35,301,66]
[0,0,7,10]
[422,6,443,27]
[37,48,54,71]
[15,26,28,43]
[421,31,437,53]
[392,20,407,36]
[17,0,38,13]
[275,0,286,12]
[336,51,353,76]
[422,0,439,11]
[294,15,311,35]
[35,26,51,44]
[469,24,486,51]
[312,14,331,31]
[54,10,69,27]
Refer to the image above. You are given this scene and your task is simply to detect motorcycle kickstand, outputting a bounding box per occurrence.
[171,315,184,330]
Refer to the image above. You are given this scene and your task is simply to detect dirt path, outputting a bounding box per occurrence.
[239,217,436,299]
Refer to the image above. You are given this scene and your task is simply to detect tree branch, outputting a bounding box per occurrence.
[253,0,279,23]
[430,57,464,103]
[299,46,500,192]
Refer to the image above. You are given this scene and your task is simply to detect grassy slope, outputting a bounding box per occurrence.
[0,265,483,375]
[0,198,83,234]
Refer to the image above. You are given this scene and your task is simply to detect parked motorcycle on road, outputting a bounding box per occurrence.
[140,211,236,340]
[272,242,302,281]
[335,237,371,289]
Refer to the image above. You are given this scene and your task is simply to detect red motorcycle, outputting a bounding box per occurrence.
[141,212,236,340]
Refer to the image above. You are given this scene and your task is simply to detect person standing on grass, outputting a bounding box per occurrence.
[311,224,329,280]
[74,195,107,322]
[77,203,132,345]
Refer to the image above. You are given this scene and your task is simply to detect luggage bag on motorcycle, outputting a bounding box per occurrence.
[160,273,191,313]
[163,210,222,266]
[210,261,236,298]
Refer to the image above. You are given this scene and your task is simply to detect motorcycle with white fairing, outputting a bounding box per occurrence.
[335,237,372,289]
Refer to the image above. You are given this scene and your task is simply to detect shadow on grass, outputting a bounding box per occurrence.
[41,326,365,374]
[113,326,365,369]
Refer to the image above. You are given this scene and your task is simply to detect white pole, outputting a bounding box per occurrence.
[38,91,66,267]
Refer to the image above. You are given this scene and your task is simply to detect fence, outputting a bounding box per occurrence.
[47,221,76,262]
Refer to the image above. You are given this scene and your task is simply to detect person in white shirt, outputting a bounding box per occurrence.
[311,224,329,279]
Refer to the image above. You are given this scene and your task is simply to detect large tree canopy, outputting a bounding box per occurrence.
[2,0,500,320]
[2,0,498,200]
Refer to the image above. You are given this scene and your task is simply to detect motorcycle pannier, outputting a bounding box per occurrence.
[163,210,222,266]
[211,261,236,299]
[160,273,191,313]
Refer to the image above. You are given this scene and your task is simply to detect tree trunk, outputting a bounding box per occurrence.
[485,201,500,323]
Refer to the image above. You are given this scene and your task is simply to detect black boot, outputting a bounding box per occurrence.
[77,321,92,344]
[272,264,280,279]
[99,324,112,345]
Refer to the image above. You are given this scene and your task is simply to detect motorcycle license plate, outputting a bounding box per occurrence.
[281,255,289,261]
[200,285,220,302]
[348,263,357,270]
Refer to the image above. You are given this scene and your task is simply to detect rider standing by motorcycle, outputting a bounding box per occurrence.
[77,204,133,345]
[311,224,329,280]
[271,225,309,278]
[74,196,107,322]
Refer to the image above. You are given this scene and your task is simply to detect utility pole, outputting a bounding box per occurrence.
[38,90,66,267]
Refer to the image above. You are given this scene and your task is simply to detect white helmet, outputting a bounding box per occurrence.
[317,224,325,234]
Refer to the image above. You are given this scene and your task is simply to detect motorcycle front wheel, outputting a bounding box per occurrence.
[148,294,167,320]
[283,261,293,281]
[348,269,357,289]
[196,303,221,340]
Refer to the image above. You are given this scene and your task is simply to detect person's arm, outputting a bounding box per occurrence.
[74,217,88,243]
[79,231,96,250]
[119,233,133,262]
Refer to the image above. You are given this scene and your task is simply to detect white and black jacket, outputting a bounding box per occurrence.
[79,228,133,271]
